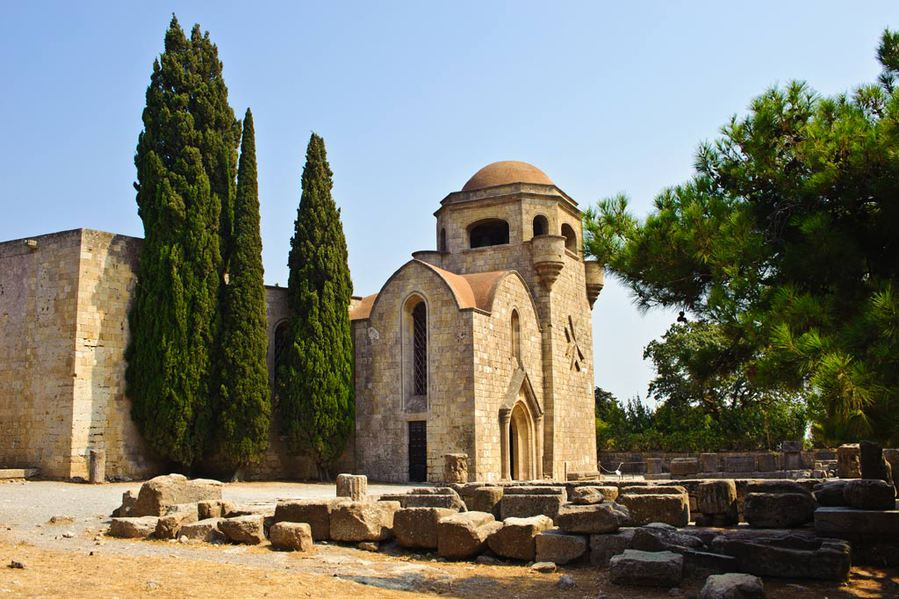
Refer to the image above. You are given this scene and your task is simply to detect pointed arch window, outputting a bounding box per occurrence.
[511,309,521,365]
[412,302,428,396]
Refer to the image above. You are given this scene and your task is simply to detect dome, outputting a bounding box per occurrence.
[461,161,554,192]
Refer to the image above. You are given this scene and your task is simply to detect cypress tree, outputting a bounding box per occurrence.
[125,16,239,467]
[278,133,354,478]
[213,109,271,466]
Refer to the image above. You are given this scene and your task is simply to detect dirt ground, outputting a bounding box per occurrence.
[0,481,897,598]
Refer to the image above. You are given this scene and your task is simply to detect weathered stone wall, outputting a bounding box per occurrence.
[0,230,83,478]
[470,274,543,481]
[353,261,475,482]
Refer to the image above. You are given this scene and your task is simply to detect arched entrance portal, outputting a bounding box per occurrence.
[509,402,533,480]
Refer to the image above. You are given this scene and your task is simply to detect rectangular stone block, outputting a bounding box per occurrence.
[724,455,756,473]
[669,458,699,477]
[500,493,564,520]
[273,498,350,541]
[699,453,718,474]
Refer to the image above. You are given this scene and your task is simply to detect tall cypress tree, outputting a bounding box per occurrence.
[278,133,354,478]
[126,16,239,467]
[214,109,271,467]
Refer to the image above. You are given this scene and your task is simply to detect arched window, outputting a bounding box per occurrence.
[561,223,577,253]
[274,321,290,371]
[511,310,521,365]
[532,215,548,237]
[469,219,509,249]
[438,228,447,252]
[412,302,428,395]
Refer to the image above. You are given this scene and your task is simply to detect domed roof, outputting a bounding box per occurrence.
[461,161,553,192]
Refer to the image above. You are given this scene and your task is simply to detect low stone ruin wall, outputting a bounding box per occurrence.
[107,470,898,592]
[598,448,842,477]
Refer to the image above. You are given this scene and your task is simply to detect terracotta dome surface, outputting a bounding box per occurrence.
[461,161,553,192]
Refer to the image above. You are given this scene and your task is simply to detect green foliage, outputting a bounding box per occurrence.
[585,29,899,446]
[213,109,271,467]
[125,16,240,466]
[277,133,354,477]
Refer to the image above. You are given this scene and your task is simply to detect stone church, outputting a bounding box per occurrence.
[0,160,603,482]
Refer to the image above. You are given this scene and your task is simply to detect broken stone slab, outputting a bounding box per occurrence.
[619,493,690,527]
[813,480,849,507]
[269,522,314,552]
[108,516,158,539]
[500,493,564,520]
[436,511,503,560]
[697,480,737,516]
[700,573,765,599]
[669,458,700,477]
[273,498,350,541]
[609,549,684,587]
[462,486,503,516]
[380,487,466,512]
[589,528,636,567]
[155,503,199,539]
[179,518,226,543]
[111,490,138,517]
[744,492,816,528]
[843,479,896,510]
[503,485,565,495]
[746,480,811,495]
[220,515,266,545]
[198,499,238,520]
[630,525,705,553]
[535,528,587,565]
[569,486,604,505]
[555,502,629,534]
[815,506,899,539]
[330,500,400,542]
[336,474,368,501]
[621,485,688,496]
[710,535,850,581]
[487,515,553,561]
[131,474,223,517]
[837,444,861,478]
[681,549,739,577]
[393,507,456,549]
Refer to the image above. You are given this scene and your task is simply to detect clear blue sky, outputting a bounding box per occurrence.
[2,2,897,405]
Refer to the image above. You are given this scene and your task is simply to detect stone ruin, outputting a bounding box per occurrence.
[106,444,898,593]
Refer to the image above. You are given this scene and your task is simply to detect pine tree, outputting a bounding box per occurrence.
[213,109,271,467]
[277,133,354,478]
[125,16,239,467]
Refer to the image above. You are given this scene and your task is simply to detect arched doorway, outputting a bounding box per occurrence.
[509,402,533,480]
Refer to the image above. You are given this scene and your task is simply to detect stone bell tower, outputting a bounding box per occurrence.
[420,161,603,479]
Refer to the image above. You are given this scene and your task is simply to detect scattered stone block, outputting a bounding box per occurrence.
[443,453,468,484]
[330,501,400,542]
[500,491,564,520]
[815,506,899,538]
[859,440,892,484]
[269,522,314,552]
[621,485,687,496]
[744,492,815,528]
[380,487,466,511]
[131,474,223,517]
[589,528,635,567]
[556,502,629,534]
[843,479,896,510]
[155,503,198,539]
[220,515,266,545]
[645,458,663,475]
[631,525,704,553]
[436,511,502,559]
[466,486,503,516]
[746,480,811,495]
[813,481,848,507]
[697,480,737,514]
[393,507,455,549]
[700,573,765,599]
[336,474,368,501]
[724,456,756,473]
[837,444,860,479]
[179,518,225,543]
[487,515,553,561]
[108,516,158,539]
[619,493,689,527]
[682,549,739,577]
[530,561,556,573]
[710,535,850,581]
[111,490,138,517]
[535,528,587,565]
[609,549,683,587]
[569,486,604,505]
[669,458,699,477]
[198,499,238,520]
[273,498,349,541]
[700,453,719,474]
